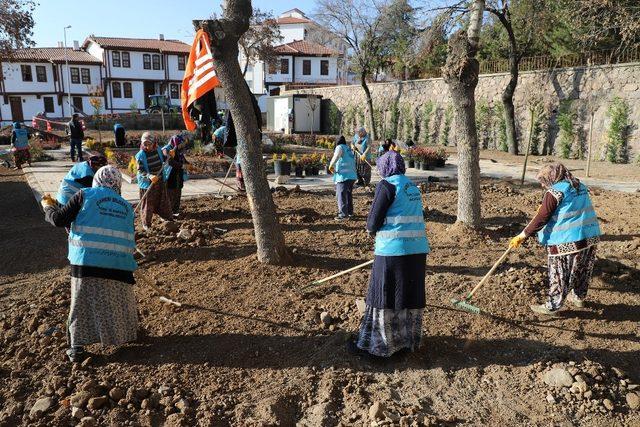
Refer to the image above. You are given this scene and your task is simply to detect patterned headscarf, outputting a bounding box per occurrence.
[168,134,187,162]
[377,151,406,178]
[536,162,580,191]
[140,131,156,151]
[92,165,123,194]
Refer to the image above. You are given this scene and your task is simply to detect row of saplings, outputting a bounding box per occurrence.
[272,145,449,177]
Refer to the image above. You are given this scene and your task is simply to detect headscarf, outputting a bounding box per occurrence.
[92,165,123,194]
[536,162,580,191]
[140,131,156,151]
[13,122,21,129]
[336,135,347,145]
[377,151,406,178]
[88,154,107,170]
[168,134,187,162]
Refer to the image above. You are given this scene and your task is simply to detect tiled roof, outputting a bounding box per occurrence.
[276,17,311,24]
[4,48,102,64]
[83,36,190,54]
[274,40,341,57]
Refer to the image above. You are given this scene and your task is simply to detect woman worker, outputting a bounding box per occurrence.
[352,127,372,186]
[135,132,174,231]
[162,134,190,217]
[40,166,138,362]
[56,154,107,205]
[328,135,357,220]
[510,163,601,315]
[350,150,430,357]
[10,122,31,169]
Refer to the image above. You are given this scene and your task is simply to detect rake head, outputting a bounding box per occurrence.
[451,297,481,314]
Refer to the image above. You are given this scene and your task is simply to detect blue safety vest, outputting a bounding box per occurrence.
[213,126,226,139]
[538,181,601,246]
[135,147,167,189]
[12,128,29,149]
[67,187,137,271]
[56,161,94,205]
[353,134,371,161]
[374,174,430,256]
[333,145,357,183]
[161,143,189,182]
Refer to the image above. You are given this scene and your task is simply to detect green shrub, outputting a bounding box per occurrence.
[420,102,434,145]
[604,97,631,164]
[476,100,492,149]
[556,100,574,159]
[327,103,340,134]
[387,102,400,140]
[494,103,507,152]
[439,106,453,146]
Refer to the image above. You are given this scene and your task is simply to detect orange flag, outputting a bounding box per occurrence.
[181,29,220,131]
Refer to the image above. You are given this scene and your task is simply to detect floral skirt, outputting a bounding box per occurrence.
[68,276,138,347]
[356,306,424,357]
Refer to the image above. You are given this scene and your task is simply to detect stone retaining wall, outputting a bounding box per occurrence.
[288,63,640,159]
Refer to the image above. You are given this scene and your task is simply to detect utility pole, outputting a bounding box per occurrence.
[63,25,72,117]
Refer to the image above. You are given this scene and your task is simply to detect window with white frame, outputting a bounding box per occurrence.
[123,82,132,98]
[143,54,151,69]
[152,54,161,70]
[81,68,91,84]
[112,82,122,98]
[122,52,130,68]
[36,65,47,82]
[112,51,121,67]
[70,67,80,84]
[170,83,179,99]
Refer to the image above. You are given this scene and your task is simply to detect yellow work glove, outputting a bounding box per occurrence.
[360,154,366,161]
[509,232,527,249]
[40,193,56,209]
[149,174,160,184]
[169,149,176,158]
[328,165,335,174]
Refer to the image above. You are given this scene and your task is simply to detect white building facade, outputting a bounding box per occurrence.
[242,9,346,96]
[0,48,102,125]
[83,36,190,113]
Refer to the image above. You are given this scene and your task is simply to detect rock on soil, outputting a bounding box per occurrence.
[543,368,574,388]
[627,392,640,410]
[29,397,54,418]
[369,401,386,420]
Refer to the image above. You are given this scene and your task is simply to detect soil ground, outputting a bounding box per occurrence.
[1,166,639,426]
[448,147,640,183]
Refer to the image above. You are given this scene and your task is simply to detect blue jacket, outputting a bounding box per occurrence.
[135,147,167,189]
[12,128,29,150]
[67,187,136,271]
[56,161,94,205]
[333,145,357,183]
[538,181,601,246]
[353,134,371,161]
[374,174,430,256]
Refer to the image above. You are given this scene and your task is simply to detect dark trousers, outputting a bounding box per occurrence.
[70,138,83,162]
[336,179,355,217]
[114,129,126,147]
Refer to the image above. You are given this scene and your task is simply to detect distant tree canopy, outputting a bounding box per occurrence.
[238,8,283,76]
[0,0,36,57]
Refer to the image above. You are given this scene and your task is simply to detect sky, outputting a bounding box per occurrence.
[31,0,318,47]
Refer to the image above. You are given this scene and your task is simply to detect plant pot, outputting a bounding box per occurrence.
[420,161,430,171]
[295,165,304,177]
[408,159,415,168]
[310,166,320,176]
[436,158,446,167]
[273,160,291,176]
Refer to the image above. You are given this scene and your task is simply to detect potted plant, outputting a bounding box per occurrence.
[307,153,321,176]
[292,153,304,177]
[435,147,449,167]
[273,153,291,176]
[422,148,438,170]
[320,153,330,174]
[407,151,415,169]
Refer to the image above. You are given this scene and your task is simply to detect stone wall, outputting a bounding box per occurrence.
[288,62,640,160]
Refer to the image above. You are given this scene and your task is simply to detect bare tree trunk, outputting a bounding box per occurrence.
[502,21,519,156]
[197,0,291,265]
[443,0,484,227]
[360,72,377,140]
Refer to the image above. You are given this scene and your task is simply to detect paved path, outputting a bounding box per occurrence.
[6,145,638,206]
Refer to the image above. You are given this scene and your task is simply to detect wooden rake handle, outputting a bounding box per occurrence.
[304,259,374,289]
[465,247,512,300]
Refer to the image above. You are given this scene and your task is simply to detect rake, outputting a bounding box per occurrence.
[451,246,512,314]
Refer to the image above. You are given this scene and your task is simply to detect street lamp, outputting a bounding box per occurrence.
[63,25,72,117]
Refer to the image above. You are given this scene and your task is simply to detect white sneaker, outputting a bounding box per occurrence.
[567,291,585,308]
[530,304,559,316]
[142,224,150,232]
